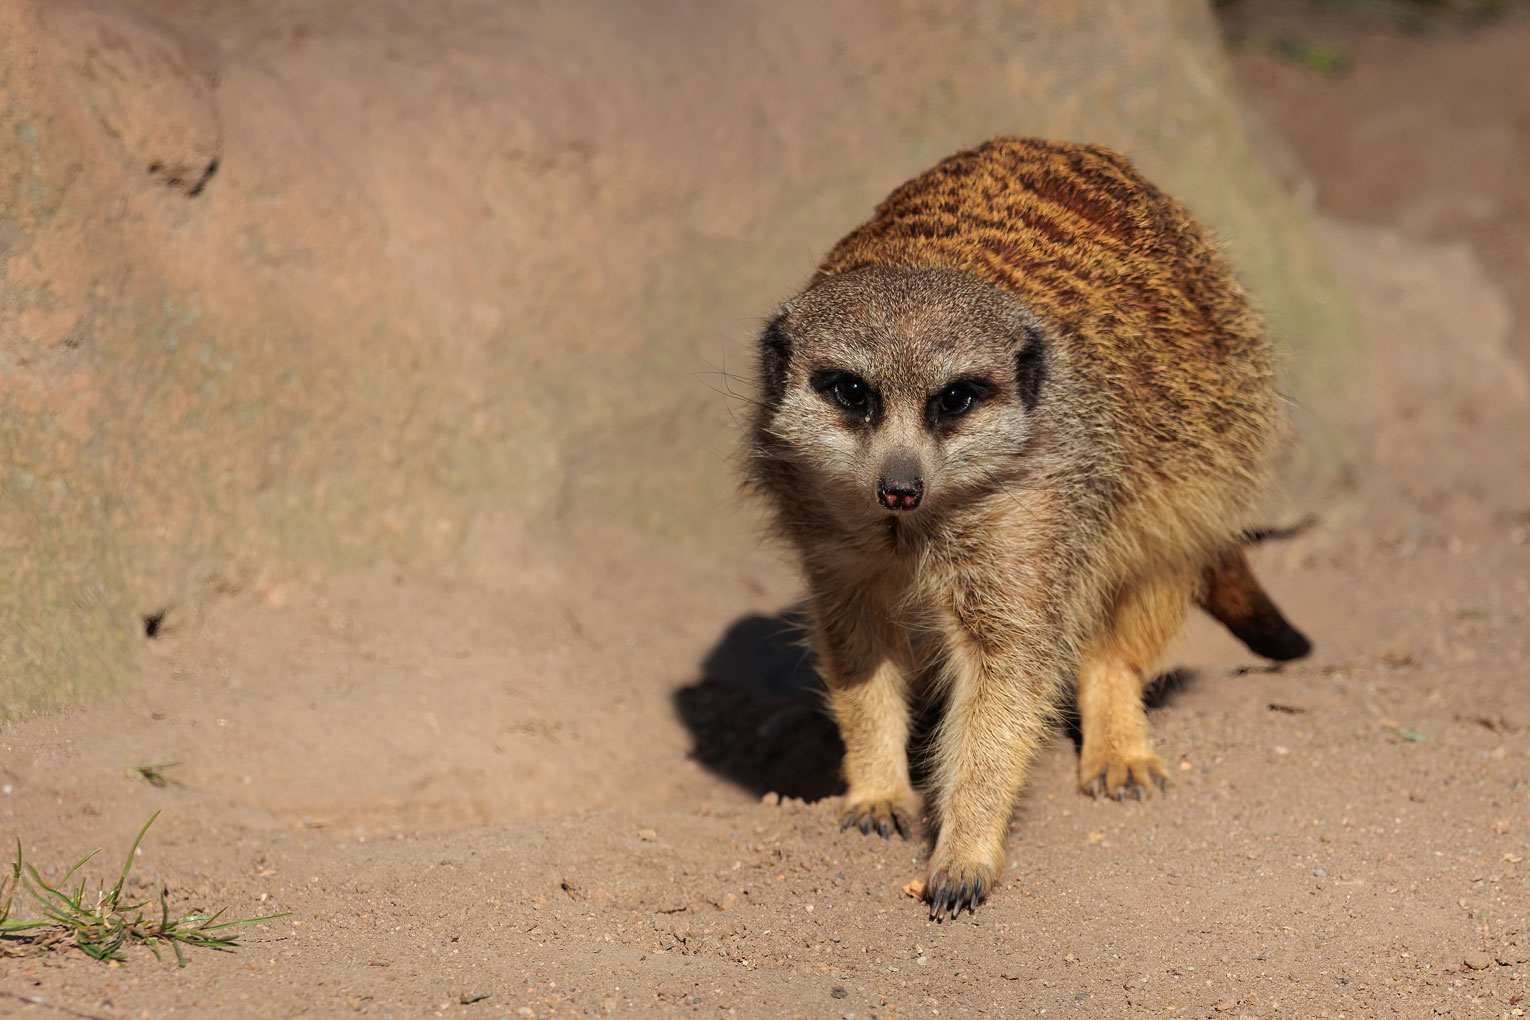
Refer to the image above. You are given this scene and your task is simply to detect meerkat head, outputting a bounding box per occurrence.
[753,266,1049,530]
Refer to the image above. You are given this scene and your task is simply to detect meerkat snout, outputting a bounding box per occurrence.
[876,453,924,510]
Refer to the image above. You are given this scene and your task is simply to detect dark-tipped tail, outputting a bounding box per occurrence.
[1197,547,1311,661]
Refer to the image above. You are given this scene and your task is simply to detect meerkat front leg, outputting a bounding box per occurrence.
[812,598,921,839]
[924,626,1066,920]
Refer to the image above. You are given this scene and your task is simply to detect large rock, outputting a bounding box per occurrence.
[0,0,1351,714]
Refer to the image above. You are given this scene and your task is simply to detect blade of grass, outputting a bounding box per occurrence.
[188,907,224,927]
[199,912,290,931]
[24,861,87,913]
[110,811,159,904]
[0,920,54,932]
[0,839,17,924]
[57,847,104,891]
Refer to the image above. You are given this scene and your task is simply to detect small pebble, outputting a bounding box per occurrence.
[761,791,780,806]
[1462,951,1493,971]
[831,986,848,999]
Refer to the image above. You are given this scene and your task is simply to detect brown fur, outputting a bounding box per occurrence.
[747,138,1309,919]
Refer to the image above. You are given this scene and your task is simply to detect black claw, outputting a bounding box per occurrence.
[930,884,951,922]
[877,817,892,839]
[858,815,872,835]
[1154,774,1168,794]
[840,814,854,832]
[1133,783,1145,802]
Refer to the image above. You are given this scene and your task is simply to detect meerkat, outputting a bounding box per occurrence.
[747,137,1310,921]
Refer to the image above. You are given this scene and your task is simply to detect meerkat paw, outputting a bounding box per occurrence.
[839,790,920,839]
[1078,741,1168,801]
[924,855,1000,922]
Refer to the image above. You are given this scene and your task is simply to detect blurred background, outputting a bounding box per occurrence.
[3,0,1364,715]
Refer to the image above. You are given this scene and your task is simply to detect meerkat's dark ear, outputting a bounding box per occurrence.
[759,313,792,411]
[1015,326,1046,411]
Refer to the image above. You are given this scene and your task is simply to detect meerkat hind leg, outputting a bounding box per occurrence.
[1076,572,1192,800]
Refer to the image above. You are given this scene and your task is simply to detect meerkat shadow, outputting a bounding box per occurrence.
[1059,666,1199,752]
[673,608,847,802]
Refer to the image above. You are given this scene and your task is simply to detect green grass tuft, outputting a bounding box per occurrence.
[130,762,193,790]
[0,812,288,965]
[1273,36,1353,75]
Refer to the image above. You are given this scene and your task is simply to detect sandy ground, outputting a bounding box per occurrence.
[4,10,1530,1020]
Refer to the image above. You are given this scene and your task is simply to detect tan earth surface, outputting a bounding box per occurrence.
[4,5,1530,1019]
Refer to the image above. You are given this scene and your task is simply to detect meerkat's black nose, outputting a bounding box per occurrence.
[877,476,924,511]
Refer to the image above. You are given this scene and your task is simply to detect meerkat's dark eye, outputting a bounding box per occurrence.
[833,378,868,410]
[937,384,976,416]
[929,378,994,425]
[812,371,873,416]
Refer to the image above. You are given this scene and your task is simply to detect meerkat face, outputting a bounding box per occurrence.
[756,266,1049,529]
